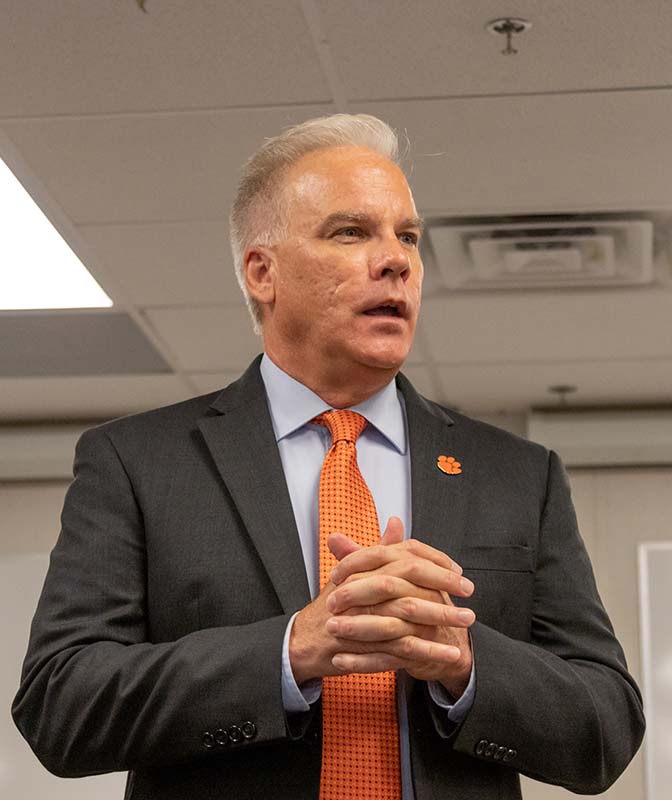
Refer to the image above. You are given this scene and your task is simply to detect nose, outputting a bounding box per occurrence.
[369,235,412,282]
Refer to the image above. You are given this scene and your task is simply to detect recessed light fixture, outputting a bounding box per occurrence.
[0,157,112,310]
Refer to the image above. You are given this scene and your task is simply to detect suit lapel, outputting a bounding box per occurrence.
[398,373,471,558]
[197,357,311,614]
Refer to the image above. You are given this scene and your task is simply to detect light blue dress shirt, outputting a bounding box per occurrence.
[260,354,474,800]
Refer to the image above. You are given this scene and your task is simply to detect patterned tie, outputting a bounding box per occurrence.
[313,409,401,800]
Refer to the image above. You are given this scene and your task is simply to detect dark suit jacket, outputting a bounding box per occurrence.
[13,357,644,799]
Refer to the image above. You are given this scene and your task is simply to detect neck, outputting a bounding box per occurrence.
[264,347,397,408]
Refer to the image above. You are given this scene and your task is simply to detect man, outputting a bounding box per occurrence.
[13,114,644,799]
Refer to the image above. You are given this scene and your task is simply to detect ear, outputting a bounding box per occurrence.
[244,245,277,309]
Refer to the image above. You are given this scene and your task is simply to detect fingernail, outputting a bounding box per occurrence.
[330,569,341,585]
[458,609,475,623]
[326,618,339,633]
[446,646,461,659]
[460,577,474,594]
[332,655,348,671]
[326,595,337,612]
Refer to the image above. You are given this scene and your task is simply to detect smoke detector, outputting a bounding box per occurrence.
[426,217,653,291]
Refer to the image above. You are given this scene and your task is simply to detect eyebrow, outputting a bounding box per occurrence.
[318,212,425,235]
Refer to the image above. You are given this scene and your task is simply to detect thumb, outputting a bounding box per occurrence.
[327,532,361,561]
[381,516,405,546]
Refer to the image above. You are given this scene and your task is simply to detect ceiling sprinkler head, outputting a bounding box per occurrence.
[548,385,578,406]
[486,18,532,55]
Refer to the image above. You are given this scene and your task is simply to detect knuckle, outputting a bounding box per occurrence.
[401,597,417,617]
[372,544,386,561]
[401,636,415,657]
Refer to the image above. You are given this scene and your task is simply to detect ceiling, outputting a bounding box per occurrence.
[2,0,672,422]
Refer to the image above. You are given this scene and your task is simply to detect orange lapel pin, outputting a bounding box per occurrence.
[437,455,462,475]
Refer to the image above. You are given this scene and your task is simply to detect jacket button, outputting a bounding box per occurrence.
[503,748,517,762]
[201,731,215,750]
[475,739,488,756]
[494,746,507,761]
[241,721,257,740]
[228,724,244,744]
[485,742,498,758]
[214,728,228,746]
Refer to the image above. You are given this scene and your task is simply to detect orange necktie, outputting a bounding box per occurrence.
[313,410,401,800]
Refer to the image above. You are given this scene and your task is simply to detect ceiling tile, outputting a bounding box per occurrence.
[322,0,672,101]
[80,221,242,306]
[436,356,672,414]
[144,306,261,371]
[352,90,672,214]
[0,105,331,223]
[420,288,672,365]
[0,374,190,421]
[0,1,329,116]
[0,311,171,377]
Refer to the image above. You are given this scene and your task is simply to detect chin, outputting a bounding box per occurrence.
[357,345,409,373]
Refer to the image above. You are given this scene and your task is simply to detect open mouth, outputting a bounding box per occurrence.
[363,304,402,317]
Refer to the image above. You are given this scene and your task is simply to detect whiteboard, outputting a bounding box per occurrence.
[638,542,672,800]
[0,554,126,799]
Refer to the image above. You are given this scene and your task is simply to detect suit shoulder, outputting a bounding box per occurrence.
[80,388,225,446]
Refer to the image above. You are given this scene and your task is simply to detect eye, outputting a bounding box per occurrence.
[399,231,419,246]
[334,227,364,240]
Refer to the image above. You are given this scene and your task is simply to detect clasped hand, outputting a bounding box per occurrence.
[289,517,475,698]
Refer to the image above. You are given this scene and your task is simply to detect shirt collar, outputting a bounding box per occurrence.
[260,353,407,454]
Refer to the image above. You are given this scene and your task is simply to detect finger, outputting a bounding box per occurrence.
[332,652,409,674]
[327,614,428,642]
[371,557,473,596]
[345,597,476,628]
[380,516,405,546]
[327,532,361,562]
[382,634,462,663]
[328,569,473,613]
[333,637,462,671]
[327,573,473,614]
[330,539,462,586]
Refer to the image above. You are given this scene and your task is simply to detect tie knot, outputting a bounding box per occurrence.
[313,409,367,444]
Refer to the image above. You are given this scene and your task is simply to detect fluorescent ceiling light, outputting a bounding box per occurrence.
[0,158,112,310]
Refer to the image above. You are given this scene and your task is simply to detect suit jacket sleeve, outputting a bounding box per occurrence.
[429,449,645,794]
[12,424,310,778]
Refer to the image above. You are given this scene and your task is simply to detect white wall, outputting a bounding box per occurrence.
[0,482,126,800]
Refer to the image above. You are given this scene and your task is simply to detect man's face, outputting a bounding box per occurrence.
[260,145,424,378]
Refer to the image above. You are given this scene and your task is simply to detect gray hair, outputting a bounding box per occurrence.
[229,113,402,332]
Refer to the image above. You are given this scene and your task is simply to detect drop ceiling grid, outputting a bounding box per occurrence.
[1,3,672,419]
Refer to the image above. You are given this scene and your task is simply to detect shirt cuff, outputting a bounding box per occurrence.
[281,612,322,713]
[427,659,476,723]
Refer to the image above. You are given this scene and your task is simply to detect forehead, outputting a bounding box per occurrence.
[280,145,416,223]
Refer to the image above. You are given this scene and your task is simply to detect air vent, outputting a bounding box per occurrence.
[427,218,653,290]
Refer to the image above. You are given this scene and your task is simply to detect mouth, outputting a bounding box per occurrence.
[362,301,406,318]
